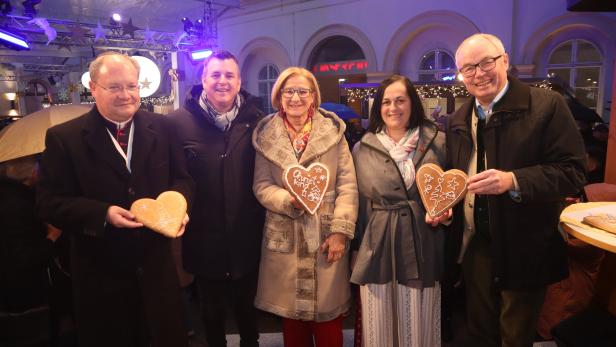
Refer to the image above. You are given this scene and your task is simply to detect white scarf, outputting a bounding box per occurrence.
[376,127,420,189]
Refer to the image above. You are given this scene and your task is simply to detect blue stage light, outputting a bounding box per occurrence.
[0,27,30,50]
[190,49,213,61]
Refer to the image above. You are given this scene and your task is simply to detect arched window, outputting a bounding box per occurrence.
[258,64,279,114]
[417,49,456,82]
[546,39,602,110]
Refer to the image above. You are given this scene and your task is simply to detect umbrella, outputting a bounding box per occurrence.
[320,102,359,120]
[0,104,92,163]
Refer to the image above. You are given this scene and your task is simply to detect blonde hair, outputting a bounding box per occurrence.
[271,67,321,110]
[89,51,140,82]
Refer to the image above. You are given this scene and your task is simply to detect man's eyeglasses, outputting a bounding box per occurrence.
[282,88,312,99]
[458,55,503,77]
[92,81,140,94]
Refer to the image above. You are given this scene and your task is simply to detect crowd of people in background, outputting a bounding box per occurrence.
[1,31,610,347]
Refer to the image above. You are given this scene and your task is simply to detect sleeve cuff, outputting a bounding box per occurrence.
[509,172,522,202]
[331,219,355,239]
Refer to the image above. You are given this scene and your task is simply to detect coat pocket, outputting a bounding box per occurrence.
[264,211,294,253]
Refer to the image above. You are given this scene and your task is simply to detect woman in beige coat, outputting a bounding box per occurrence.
[252,67,358,346]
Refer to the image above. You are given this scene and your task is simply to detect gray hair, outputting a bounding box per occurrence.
[455,33,506,66]
[89,51,140,82]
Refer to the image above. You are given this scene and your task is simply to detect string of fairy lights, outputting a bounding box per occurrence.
[343,79,558,102]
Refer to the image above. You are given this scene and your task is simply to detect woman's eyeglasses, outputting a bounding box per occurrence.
[282,88,312,99]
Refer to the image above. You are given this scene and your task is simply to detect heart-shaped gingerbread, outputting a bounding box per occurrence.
[416,163,468,217]
[130,191,187,238]
[284,163,330,215]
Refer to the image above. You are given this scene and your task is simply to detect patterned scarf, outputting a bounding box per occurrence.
[199,91,243,131]
[280,108,314,158]
[376,127,420,189]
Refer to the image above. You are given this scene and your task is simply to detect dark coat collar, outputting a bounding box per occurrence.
[450,75,530,132]
[82,105,156,179]
[184,85,262,127]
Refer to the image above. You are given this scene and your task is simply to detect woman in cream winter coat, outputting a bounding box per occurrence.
[252,67,358,346]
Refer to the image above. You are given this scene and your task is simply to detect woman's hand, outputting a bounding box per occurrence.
[290,196,303,210]
[320,233,347,263]
[425,208,452,227]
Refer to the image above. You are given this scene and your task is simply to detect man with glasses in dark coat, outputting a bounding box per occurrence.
[446,34,586,347]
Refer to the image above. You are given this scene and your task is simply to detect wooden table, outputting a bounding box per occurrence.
[560,202,616,315]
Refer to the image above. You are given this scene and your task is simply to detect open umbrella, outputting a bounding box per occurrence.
[320,102,359,120]
[0,104,92,163]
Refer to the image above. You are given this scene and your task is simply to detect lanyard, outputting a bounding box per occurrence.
[105,121,135,173]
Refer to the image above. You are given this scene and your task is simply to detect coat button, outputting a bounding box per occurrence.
[220,154,227,158]
[394,187,401,191]
[493,276,500,283]
[136,267,144,276]
[128,187,135,196]
[226,272,231,278]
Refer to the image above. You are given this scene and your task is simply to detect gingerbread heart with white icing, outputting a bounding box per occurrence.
[284,163,330,215]
[416,163,468,217]
[130,191,187,238]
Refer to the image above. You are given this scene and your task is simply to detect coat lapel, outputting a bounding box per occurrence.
[82,107,130,179]
[412,122,437,168]
[252,114,297,169]
[299,109,343,166]
[130,111,156,178]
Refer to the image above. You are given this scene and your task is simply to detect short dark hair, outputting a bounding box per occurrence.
[201,50,239,77]
[367,74,426,133]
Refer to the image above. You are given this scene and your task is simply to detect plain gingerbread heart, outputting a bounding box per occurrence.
[416,163,468,218]
[130,191,187,238]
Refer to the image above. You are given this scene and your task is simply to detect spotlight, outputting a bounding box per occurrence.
[109,13,122,26]
[190,48,212,61]
[22,0,41,17]
[182,17,193,34]
[0,27,30,50]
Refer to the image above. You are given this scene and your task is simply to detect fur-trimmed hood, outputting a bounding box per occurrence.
[252,108,346,168]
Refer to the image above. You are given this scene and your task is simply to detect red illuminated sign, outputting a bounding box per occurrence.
[312,60,368,76]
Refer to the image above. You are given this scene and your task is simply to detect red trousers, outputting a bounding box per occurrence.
[282,316,343,347]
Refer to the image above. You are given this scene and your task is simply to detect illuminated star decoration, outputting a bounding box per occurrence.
[66,23,88,44]
[122,18,141,39]
[140,78,152,90]
[142,25,155,45]
[93,20,107,43]
[27,17,56,45]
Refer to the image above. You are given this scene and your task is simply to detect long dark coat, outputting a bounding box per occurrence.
[446,76,586,290]
[37,106,194,347]
[171,86,265,280]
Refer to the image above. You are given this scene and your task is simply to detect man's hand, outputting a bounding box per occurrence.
[176,214,189,237]
[468,169,514,195]
[425,208,452,227]
[320,233,347,263]
[106,205,143,228]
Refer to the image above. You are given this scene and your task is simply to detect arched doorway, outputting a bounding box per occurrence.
[307,35,367,116]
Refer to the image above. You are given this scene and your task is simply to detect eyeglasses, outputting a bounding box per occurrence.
[92,81,140,94]
[282,88,312,99]
[458,55,503,77]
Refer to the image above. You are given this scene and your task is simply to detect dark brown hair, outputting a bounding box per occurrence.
[367,74,426,133]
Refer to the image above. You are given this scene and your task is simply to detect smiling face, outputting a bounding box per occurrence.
[456,36,509,106]
[381,80,411,133]
[202,58,241,112]
[89,56,141,122]
[280,75,315,123]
